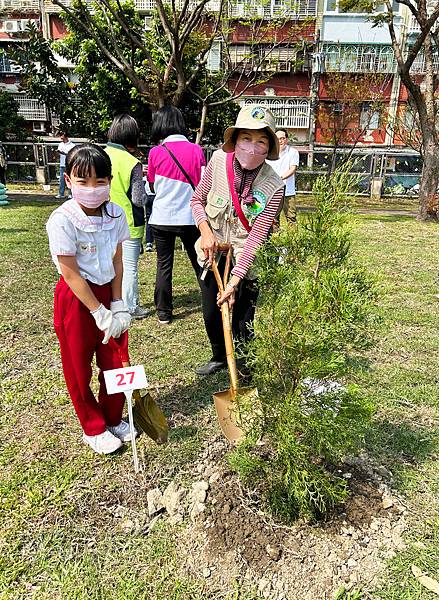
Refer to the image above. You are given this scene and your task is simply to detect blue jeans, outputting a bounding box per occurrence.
[122,238,142,313]
[58,165,66,197]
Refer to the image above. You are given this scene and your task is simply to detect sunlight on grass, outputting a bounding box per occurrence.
[0,202,438,598]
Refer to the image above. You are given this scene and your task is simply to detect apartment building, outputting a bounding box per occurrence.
[0,0,430,177]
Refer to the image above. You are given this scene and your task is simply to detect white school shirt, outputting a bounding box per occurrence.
[267,145,300,196]
[58,141,75,167]
[46,200,130,285]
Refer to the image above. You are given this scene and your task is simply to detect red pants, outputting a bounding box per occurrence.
[54,277,125,436]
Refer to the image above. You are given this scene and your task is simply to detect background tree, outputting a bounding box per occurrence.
[14,0,313,143]
[0,90,27,141]
[342,0,439,220]
[317,71,390,172]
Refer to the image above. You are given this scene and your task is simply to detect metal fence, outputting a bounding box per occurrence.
[1,141,422,197]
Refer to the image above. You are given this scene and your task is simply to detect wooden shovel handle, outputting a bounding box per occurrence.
[211,260,239,394]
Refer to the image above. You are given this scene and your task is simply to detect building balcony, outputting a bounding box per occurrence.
[44,0,95,13]
[409,52,439,73]
[243,96,310,128]
[229,0,316,19]
[229,45,302,73]
[13,93,48,120]
[134,0,316,17]
[322,43,396,73]
[0,0,39,12]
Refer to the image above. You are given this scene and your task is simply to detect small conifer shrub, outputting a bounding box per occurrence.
[229,168,377,521]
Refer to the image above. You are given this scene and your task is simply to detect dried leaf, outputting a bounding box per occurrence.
[411,565,439,595]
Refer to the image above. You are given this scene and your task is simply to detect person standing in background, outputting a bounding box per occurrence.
[56,133,75,200]
[0,143,6,185]
[105,114,149,320]
[147,106,205,325]
[267,129,300,224]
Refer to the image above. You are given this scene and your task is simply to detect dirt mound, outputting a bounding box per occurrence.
[178,440,407,599]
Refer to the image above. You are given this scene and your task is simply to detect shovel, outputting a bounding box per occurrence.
[109,332,168,445]
[211,248,258,443]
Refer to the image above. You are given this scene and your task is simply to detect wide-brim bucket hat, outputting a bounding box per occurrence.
[222,104,279,160]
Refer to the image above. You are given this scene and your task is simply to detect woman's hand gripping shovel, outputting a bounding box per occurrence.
[211,245,258,443]
[109,332,168,471]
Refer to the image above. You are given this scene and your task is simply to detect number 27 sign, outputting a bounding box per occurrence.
[104,365,148,395]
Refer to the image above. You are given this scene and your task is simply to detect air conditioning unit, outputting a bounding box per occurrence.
[3,20,20,33]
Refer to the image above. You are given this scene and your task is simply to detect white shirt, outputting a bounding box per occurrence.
[46,200,130,285]
[58,141,75,167]
[267,145,300,196]
[147,135,206,226]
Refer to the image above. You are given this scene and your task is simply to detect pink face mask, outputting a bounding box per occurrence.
[70,183,110,209]
[235,140,268,170]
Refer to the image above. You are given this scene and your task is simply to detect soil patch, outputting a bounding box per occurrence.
[177,438,407,599]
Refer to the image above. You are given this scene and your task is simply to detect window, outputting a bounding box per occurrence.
[360,102,380,130]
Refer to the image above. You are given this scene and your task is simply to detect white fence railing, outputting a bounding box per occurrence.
[0,0,39,10]
[13,95,48,121]
[410,52,439,73]
[322,44,396,73]
[135,0,315,15]
[243,96,310,128]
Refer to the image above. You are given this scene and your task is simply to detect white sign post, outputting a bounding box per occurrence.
[104,365,148,473]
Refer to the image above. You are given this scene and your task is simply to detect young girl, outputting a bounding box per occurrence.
[46,143,137,455]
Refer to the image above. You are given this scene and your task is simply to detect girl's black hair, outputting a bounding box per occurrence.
[108,114,140,148]
[65,143,112,179]
[150,106,187,144]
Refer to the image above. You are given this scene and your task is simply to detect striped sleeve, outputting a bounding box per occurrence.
[191,158,214,226]
[231,188,284,280]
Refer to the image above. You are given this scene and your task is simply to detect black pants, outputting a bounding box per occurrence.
[144,195,154,245]
[199,258,259,362]
[151,225,201,320]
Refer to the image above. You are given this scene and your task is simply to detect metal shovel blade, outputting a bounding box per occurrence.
[213,386,258,443]
[132,390,168,444]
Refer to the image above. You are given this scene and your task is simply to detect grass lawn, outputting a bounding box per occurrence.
[0,200,438,600]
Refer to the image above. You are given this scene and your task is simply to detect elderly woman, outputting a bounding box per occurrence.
[191,105,284,376]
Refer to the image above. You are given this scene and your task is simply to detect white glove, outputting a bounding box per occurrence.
[110,300,132,334]
[91,304,122,344]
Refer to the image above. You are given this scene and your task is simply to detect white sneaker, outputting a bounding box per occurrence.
[108,419,138,442]
[83,430,122,454]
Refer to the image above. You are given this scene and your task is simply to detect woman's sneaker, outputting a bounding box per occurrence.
[130,306,150,320]
[108,419,138,442]
[83,430,122,454]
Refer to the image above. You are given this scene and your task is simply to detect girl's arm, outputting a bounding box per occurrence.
[58,256,101,312]
[111,243,123,301]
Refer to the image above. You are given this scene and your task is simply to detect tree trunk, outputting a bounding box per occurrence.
[418,141,439,220]
[196,103,208,144]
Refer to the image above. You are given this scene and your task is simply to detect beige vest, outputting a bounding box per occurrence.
[196,150,284,279]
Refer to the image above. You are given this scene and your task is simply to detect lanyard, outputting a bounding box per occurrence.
[226,152,251,234]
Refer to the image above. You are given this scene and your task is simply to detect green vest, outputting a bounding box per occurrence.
[105,144,145,239]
